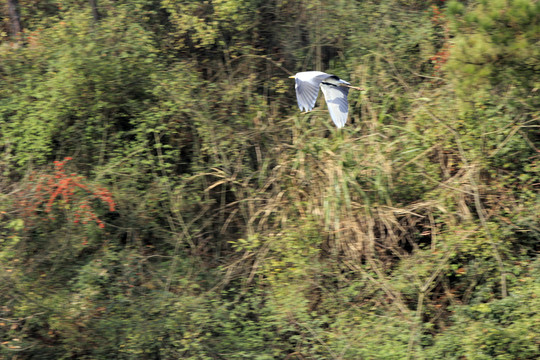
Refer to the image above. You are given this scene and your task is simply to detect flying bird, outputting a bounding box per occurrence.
[289,71,363,128]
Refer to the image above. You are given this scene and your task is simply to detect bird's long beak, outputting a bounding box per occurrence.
[288,75,295,79]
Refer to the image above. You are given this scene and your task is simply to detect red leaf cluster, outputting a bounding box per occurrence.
[19,157,115,230]
[429,5,451,76]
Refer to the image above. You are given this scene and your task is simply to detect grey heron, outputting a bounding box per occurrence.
[289,71,363,128]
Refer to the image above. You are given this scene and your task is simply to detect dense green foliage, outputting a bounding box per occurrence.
[1,0,539,358]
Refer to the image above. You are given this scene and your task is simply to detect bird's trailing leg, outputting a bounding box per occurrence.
[340,84,364,91]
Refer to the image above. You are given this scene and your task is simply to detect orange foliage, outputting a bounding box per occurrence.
[18,157,115,230]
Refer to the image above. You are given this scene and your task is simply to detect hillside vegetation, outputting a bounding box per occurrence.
[1,0,539,359]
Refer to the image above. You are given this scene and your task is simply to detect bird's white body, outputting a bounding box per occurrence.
[294,71,329,83]
[291,71,353,128]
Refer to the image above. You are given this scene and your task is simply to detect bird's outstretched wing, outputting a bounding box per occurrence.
[320,83,350,128]
[294,72,329,112]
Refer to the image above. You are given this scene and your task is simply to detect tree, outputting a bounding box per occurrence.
[7,0,22,37]
[89,0,101,22]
